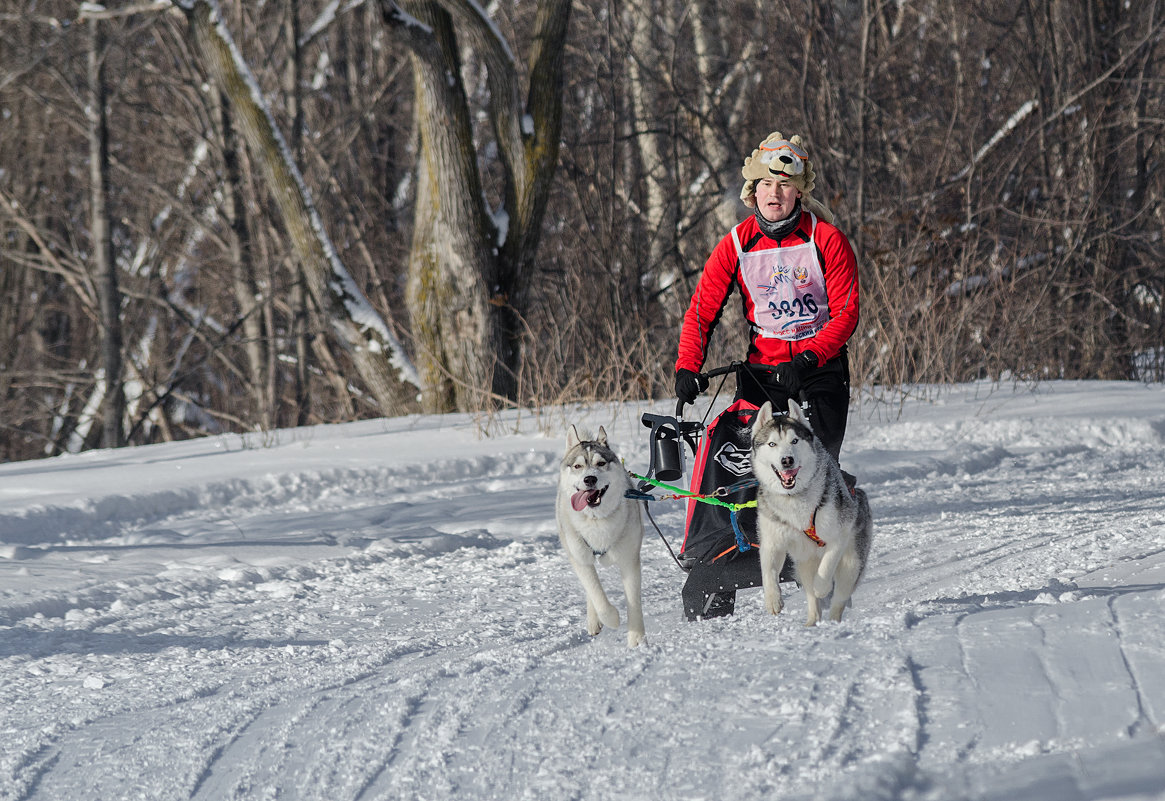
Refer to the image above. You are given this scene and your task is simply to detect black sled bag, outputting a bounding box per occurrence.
[679,398,760,565]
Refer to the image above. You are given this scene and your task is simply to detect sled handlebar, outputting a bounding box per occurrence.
[703,363,742,380]
[676,362,743,417]
[679,361,803,416]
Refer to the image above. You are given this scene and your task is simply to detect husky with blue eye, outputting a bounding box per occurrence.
[751,399,873,625]
[555,426,645,647]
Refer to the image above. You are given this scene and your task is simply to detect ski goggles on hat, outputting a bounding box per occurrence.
[759,139,808,177]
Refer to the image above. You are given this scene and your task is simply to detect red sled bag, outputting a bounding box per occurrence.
[679,399,760,565]
[678,399,772,620]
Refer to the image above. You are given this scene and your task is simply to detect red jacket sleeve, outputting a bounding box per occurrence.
[675,228,742,373]
[804,220,860,364]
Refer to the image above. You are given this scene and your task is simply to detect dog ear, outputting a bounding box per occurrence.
[753,400,773,434]
[596,426,608,446]
[567,425,582,449]
[787,398,806,424]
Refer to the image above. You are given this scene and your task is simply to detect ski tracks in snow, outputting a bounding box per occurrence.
[4,391,1165,800]
[875,439,1165,800]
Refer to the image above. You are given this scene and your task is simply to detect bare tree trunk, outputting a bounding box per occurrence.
[283,0,313,425]
[854,0,872,257]
[624,2,673,299]
[1085,0,1137,379]
[181,0,419,414]
[688,0,751,234]
[392,1,495,412]
[87,18,125,449]
[214,88,268,427]
[492,0,572,402]
[379,0,571,412]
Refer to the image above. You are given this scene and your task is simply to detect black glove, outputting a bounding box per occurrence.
[792,350,819,376]
[771,361,799,390]
[675,369,708,405]
[772,352,818,394]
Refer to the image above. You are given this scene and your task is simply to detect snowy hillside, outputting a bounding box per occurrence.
[2,381,1164,801]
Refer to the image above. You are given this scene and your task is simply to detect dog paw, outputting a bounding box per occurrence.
[586,619,603,636]
[627,630,646,648]
[763,595,784,616]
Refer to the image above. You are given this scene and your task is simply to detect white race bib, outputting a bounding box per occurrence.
[735,214,829,341]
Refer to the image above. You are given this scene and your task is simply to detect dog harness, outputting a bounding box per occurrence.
[802,508,826,547]
[627,472,757,555]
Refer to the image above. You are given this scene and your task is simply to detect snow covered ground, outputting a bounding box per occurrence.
[2,380,1164,801]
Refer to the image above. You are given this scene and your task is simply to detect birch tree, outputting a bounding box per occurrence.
[177,0,421,413]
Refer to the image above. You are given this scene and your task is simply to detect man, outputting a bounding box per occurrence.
[675,132,859,462]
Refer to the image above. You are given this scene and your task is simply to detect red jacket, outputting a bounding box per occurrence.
[675,213,859,373]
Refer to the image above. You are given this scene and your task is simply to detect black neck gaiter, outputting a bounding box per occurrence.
[754,199,803,241]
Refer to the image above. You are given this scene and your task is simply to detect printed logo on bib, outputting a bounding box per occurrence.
[756,262,793,293]
[756,262,812,292]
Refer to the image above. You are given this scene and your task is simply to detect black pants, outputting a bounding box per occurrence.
[735,352,851,462]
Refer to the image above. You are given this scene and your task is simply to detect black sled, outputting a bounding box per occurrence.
[677,397,780,621]
[641,365,796,621]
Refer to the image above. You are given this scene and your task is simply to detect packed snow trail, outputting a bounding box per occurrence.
[1,382,1164,800]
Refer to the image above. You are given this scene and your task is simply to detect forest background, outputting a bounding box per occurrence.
[1,0,1162,463]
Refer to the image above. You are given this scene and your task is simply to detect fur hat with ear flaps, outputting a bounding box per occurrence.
[740,132,835,224]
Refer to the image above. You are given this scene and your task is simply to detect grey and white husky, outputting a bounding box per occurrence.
[751,399,873,625]
[555,426,645,647]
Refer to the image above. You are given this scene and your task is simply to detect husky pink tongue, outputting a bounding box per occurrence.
[571,489,601,511]
[779,467,799,487]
